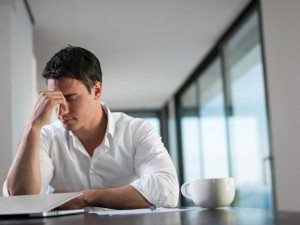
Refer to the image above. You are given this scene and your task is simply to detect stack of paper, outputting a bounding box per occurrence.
[87,207,195,216]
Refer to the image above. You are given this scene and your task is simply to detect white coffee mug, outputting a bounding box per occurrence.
[181,177,235,208]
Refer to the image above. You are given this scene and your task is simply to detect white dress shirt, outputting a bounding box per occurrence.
[3,103,179,207]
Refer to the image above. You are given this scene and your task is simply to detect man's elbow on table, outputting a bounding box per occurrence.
[162,190,179,208]
[153,175,180,208]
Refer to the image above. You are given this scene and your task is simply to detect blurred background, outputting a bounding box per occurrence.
[1,0,300,212]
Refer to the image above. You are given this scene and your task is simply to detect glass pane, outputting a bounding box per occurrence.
[179,83,202,183]
[198,58,229,179]
[224,11,273,209]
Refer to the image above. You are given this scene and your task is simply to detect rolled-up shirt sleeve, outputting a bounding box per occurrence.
[2,181,10,196]
[130,121,179,207]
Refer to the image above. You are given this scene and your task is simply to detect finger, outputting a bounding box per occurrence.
[42,93,68,111]
[36,91,69,116]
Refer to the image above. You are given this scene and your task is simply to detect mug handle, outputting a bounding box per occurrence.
[181,182,191,199]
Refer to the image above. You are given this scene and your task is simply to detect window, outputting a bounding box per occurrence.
[175,3,273,209]
[179,83,202,183]
[223,11,272,208]
[198,58,229,179]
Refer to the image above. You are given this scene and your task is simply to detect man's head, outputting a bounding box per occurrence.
[43,46,104,131]
[42,45,102,93]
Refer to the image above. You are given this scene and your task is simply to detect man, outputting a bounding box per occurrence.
[4,46,179,209]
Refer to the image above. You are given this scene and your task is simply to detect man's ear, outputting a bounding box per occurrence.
[93,82,102,100]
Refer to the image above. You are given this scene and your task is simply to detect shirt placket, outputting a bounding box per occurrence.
[89,145,110,188]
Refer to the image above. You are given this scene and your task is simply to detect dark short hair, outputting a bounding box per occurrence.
[42,45,102,93]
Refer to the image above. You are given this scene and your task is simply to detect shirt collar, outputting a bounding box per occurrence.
[68,101,115,154]
[101,101,115,140]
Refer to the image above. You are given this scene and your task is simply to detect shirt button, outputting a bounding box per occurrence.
[89,167,94,173]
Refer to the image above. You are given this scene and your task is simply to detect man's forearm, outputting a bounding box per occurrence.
[6,123,42,195]
[57,185,151,210]
[87,185,151,209]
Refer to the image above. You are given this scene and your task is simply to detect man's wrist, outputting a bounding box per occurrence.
[25,120,44,134]
[82,189,97,207]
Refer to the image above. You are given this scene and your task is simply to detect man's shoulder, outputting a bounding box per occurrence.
[111,112,153,132]
[112,112,145,125]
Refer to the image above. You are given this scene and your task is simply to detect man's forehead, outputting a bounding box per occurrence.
[47,77,79,90]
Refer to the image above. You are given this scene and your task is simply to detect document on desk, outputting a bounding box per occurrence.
[87,207,195,216]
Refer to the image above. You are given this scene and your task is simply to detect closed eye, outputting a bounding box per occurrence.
[64,94,78,102]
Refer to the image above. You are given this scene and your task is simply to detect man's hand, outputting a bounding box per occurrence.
[54,185,150,210]
[29,91,68,129]
[54,189,91,210]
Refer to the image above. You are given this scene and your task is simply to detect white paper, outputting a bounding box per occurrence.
[88,207,195,216]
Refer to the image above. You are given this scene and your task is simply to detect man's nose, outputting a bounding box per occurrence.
[57,104,69,118]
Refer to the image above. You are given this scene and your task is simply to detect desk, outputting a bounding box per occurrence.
[0,208,299,225]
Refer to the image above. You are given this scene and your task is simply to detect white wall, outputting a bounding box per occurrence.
[11,0,36,154]
[260,0,300,211]
[0,0,36,193]
[0,1,13,194]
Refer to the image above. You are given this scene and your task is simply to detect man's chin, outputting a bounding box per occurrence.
[60,120,77,131]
